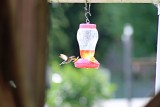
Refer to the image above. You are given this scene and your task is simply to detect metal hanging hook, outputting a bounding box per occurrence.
[84,0,91,23]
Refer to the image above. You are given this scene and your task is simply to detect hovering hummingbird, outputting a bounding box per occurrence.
[59,54,79,65]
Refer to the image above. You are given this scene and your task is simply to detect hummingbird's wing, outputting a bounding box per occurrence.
[59,54,68,61]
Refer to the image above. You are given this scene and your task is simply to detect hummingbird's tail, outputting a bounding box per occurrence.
[59,61,65,65]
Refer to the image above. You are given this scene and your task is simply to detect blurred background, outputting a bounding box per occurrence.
[46,3,157,107]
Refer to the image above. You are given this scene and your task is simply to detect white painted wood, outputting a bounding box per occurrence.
[156,4,160,95]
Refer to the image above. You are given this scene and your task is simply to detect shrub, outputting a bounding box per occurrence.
[46,62,116,107]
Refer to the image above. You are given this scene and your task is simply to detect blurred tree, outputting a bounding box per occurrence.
[46,62,116,107]
[48,3,157,63]
[47,3,158,104]
[48,4,72,62]
[95,4,157,58]
[48,3,114,63]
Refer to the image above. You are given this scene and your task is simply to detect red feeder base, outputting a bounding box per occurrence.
[74,58,100,69]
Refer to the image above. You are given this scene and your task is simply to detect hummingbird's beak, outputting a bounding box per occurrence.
[73,56,79,62]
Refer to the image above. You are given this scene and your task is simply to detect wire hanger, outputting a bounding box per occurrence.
[84,0,91,23]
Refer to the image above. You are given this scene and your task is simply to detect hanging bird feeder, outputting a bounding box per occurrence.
[74,1,100,68]
[74,23,100,68]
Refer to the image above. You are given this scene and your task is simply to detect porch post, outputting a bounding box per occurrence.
[156,3,160,94]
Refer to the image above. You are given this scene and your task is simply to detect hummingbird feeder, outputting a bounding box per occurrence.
[74,1,100,68]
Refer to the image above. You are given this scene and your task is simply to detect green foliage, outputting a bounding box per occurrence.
[95,4,157,57]
[48,3,114,63]
[48,4,82,63]
[46,62,116,107]
[47,3,157,105]
[48,3,157,64]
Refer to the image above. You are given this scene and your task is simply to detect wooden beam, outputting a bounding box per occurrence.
[48,0,154,3]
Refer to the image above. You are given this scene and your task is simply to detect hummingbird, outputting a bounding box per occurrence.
[59,54,79,65]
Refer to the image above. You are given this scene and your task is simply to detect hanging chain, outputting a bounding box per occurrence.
[84,0,91,23]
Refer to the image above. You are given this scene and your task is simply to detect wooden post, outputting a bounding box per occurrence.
[0,0,48,107]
